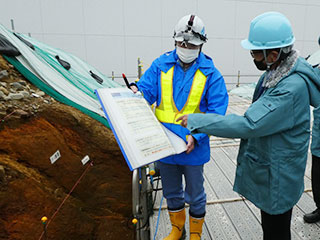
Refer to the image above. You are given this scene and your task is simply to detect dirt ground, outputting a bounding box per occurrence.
[0,56,134,240]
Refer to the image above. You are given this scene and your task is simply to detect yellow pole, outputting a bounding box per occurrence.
[41,216,48,239]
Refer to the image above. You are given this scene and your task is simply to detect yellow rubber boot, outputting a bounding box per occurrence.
[189,216,204,240]
[164,208,186,240]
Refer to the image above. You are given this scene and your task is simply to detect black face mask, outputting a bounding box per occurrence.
[254,59,268,71]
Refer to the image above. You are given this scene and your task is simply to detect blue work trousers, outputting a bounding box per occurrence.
[158,162,206,217]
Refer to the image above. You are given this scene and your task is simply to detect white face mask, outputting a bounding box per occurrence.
[176,46,200,64]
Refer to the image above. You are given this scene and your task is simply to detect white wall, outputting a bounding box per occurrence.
[0,0,319,87]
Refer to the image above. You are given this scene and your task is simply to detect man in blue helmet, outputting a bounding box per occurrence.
[178,12,320,240]
[304,37,320,224]
[130,14,228,240]
[304,106,320,224]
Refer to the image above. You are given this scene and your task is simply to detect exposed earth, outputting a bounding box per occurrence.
[0,56,134,240]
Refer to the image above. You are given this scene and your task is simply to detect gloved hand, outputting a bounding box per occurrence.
[129,83,138,93]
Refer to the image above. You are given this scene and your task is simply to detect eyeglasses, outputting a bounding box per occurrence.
[176,41,199,49]
[175,30,207,43]
[250,50,264,58]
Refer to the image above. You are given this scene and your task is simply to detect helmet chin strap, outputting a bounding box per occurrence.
[199,44,203,54]
[262,48,283,70]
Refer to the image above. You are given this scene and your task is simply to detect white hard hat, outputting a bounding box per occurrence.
[173,14,207,46]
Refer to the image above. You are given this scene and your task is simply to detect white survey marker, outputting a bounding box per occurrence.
[50,150,61,164]
[81,155,90,165]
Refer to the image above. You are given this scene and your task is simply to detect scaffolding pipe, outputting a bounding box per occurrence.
[132,168,150,240]
[132,169,140,240]
[140,168,150,240]
[10,19,15,32]
[236,70,240,87]
[138,58,142,79]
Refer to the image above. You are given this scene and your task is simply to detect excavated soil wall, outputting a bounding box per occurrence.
[0,56,133,240]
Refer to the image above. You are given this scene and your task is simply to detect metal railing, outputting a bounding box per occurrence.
[223,71,260,87]
[108,64,260,88]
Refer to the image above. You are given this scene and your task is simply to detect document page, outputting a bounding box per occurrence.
[161,126,187,154]
[96,88,178,170]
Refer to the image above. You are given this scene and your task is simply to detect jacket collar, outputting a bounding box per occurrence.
[262,50,299,88]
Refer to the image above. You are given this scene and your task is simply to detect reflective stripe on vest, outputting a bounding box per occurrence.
[155,66,207,124]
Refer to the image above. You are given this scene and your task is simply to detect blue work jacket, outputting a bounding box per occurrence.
[187,57,320,214]
[137,49,228,165]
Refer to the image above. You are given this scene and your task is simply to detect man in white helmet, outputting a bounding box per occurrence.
[130,14,228,240]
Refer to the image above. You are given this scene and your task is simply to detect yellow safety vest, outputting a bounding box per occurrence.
[155,66,207,124]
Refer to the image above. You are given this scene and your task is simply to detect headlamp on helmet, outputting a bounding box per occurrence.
[173,14,207,46]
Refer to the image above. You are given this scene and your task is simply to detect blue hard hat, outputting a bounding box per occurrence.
[241,12,295,50]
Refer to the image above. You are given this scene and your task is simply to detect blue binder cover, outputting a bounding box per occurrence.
[95,89,134,171]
